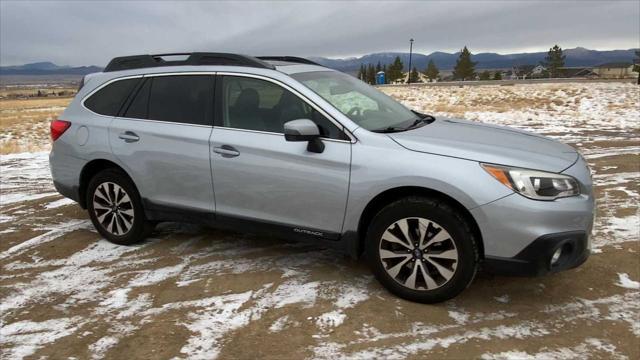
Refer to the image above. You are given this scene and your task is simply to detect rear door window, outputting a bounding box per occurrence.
[85,78,140,116]
[123,78,151,119]
[122,75,213,125]
[147,75,213,126]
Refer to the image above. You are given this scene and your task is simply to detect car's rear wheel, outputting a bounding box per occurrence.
[86,168,154,245]
[365,196,479,303]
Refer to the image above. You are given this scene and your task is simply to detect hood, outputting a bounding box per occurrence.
[389,118,577,172]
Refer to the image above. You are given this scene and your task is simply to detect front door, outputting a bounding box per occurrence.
[210,74,351,236]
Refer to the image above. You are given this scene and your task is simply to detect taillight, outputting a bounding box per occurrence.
[51,120,71,141]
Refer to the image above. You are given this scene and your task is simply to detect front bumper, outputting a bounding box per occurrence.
[471,155,594,276]
[483,231,590,276]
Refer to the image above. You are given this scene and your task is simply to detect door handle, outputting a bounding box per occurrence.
[118,131,140,143]
[213,145,240,157]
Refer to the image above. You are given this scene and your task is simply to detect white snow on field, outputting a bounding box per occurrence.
[0,151,56,207]
[481,338,625,360]
[0,317,85,359]
[0,220,91,259]
[43,197,75,209]
[382,82,640,142]
[89,336,120,360]
[616,273,640,290]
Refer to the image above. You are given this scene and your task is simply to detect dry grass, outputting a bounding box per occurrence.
[0,87,76,99]
[0,97,71,154]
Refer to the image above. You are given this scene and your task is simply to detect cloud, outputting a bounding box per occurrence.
[1,0,638,66]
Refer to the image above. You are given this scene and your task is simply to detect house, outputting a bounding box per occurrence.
[531,65,546,76]
[560,67,598,78]
[593,63,636,78]
[510,65,535,79]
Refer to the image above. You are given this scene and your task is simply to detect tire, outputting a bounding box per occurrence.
[86,168,154,245]
[365,196,479,303]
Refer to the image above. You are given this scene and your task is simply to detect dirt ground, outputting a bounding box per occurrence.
[1,81,639,359]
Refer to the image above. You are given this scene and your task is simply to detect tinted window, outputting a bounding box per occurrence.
[221,76,345,139]
[124,78,151,119]
[85,78,139,116]
[147,75,212,125]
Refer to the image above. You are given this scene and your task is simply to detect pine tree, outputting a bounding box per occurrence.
[453,46,476,81]
[366,64,376,84]
[479,70,491,80]
[634,50,639,85]
[409,67,420,83]
[361,64,367,82]
[424,59,439,82]
[493,71,502,80]
[357,64,364,81]
[382,64,388,84]
[543,45,566,78]
[376,61,382,73]
[387,56,404,83]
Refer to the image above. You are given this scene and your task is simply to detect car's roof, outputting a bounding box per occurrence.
[83,63,332,91]
[270,63,332,75]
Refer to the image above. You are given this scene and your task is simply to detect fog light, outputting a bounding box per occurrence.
[550,248,562,265]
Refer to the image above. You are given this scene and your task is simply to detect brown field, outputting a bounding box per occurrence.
[0,89,73,153]
[1,81,639,359]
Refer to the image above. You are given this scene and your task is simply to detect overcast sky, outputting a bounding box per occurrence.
[1,0,639,66]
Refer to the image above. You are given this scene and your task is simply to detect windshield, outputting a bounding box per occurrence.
[291,71,420,131]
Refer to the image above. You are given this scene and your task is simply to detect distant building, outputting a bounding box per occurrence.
[559,67,598,78]
[511,65,536,79]
[531,65,546,77]
[593,63,636,78]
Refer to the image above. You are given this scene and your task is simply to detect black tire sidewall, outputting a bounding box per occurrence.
[365,198,478,303]
[86,168,149,245]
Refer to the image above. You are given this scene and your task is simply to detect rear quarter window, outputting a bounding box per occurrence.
[84,78,140,116]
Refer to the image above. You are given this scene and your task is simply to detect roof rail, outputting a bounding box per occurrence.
[103,53,275,72]
[257,56,321,66]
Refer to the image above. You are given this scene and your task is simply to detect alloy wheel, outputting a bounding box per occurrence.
[379,217,458,290]
[92,182,135,236]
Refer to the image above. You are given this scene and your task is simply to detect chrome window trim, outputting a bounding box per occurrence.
[112,116,213,128]
[211,126,351,144]
[217,71,356,143]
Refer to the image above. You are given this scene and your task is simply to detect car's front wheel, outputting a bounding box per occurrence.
[365,196,479,303]
[86,168,154,245]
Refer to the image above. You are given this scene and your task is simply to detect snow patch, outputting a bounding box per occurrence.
[44,197,76,209]
[89,336,119,359]
[0,317,84,359]
[616,273,640,290]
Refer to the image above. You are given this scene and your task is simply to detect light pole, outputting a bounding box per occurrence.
[407,38,414,84]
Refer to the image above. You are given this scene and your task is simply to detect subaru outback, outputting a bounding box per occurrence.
[49,53,594,303]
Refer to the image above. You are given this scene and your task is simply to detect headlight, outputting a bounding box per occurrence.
[481,164,580,201]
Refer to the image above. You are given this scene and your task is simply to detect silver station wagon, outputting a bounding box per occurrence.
[49,53,594,302]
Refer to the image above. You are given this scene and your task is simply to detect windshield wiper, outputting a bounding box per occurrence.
[371,114,436,133]
[405,115,436,130]
[371,126,408,133]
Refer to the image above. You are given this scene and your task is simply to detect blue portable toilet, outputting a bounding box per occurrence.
[376,71,385,85]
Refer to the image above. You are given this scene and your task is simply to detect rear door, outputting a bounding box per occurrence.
[108,74,215,217]
[209,74,352,236]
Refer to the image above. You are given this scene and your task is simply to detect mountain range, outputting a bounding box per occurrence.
[1,48,637,76]
[312,47,638,73]
[0,61,102,75]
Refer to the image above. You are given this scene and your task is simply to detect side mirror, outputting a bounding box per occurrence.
[283,119,325,153]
